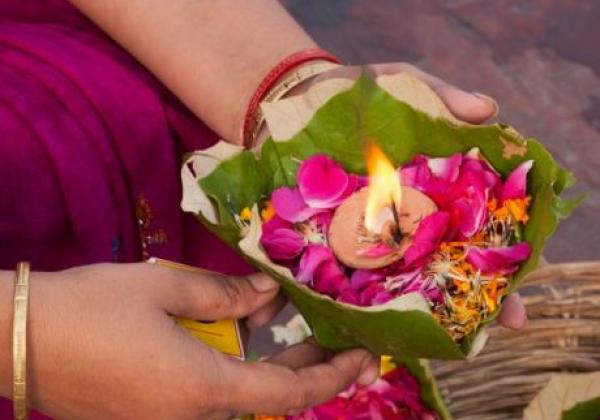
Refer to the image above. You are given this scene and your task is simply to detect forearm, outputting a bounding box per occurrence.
[69,0,317,143]
[0,270,13,398]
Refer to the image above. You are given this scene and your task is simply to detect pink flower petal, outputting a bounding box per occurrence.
[449,195,487,239]
[297,244,332,284]
[359,282,387,306]
[372,290,394,305]
[446,167,490,239]
[291,365,440,420]
[350,269,384,290]
[313,210,334,236]
[298,155,351,209]
[357,242,395,258]
[337,288,361,305]
[260,220,305,261]
[399,155,431,188]
[271,187,320,223]
[467,243,532,274]
[501,160,534,201]
[427,153,462,182]
[462,158,501,191]
[387,269,443,305]
[313,257,349,296]
[403,211,450,267]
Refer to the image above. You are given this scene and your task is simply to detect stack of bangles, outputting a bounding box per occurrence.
[241,47,343,148]
[12,262,30,420]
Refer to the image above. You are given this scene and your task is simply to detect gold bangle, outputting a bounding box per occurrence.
[247,61,341,148]
[13,262,30,420]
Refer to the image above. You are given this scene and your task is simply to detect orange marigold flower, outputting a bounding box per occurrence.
[261,200,275,222]
[240,206,252,222]
[505,196,531,223]
[493,205,510,220]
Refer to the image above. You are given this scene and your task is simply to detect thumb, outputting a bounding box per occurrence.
[147,263,280,320]
[368,63,499,124]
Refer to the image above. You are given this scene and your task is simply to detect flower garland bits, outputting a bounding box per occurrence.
[249,146,533,342]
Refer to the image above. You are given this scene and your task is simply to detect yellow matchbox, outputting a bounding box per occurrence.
[147,257,245,359]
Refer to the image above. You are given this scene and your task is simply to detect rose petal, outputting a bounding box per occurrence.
[297,244,332,284]
[359,282,387,306]
[271,187,320,223]
[372,290,394,305]
[313,210,334,236]
[501,160,533,201]
[446,167,490,238]
[261,214,293,233]
[260,223,305,261]
[399,155,431,189]
[291,365,439,420]
[350,269,384,290]
[337,288,361,305]
[297,245,349,298]
[313,257,349,296]
[461,158,501,191]
[403,211,450,267]
[427,153,462,182]
[358,242,395,258]
[387,269,443,305]
[450,195,487,239]
[467,243,532,274]
[298,155,351,209]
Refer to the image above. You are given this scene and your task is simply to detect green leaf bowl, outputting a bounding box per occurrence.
[181,73,579,360]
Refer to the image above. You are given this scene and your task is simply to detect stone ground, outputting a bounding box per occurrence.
[250,0,600,355]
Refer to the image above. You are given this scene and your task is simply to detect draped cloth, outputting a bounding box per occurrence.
[0,1,251,417]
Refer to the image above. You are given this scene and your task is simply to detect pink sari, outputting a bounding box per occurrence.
[0,1,251,417]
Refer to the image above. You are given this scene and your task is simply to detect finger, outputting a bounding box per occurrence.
[246,294,288,329]
[370,63,499,124]
[266,338,333,369]
[144,263,281,321]
[221,348,379,415]
[497,292,527,329]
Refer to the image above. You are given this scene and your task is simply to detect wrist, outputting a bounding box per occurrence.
[0,270,14,398]
[240,48,342,147]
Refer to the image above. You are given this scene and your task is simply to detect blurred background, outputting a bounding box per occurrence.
[282,0,599,263]
[251,0,600,355]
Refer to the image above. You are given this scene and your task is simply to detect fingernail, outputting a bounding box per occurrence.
[472,92,499,117]
[497,293,528,329]
[356,353,379,385]
[357,361,380,386]
[248,273,278,293]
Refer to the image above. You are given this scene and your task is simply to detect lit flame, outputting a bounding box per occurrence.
[364,144,402,233]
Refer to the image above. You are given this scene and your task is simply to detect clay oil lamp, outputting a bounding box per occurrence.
[328,145,437,269]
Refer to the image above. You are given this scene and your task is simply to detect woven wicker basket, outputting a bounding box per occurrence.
[431,261,600,420]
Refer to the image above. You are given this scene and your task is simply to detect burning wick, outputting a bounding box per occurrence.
[389,197,404,245]
[328,144,437,269]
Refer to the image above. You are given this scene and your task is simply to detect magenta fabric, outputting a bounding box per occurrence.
[0,1,252,418]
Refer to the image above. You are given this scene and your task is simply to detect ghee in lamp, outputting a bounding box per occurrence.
[328,145,437,269]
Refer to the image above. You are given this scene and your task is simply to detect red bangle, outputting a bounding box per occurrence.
[242,48,342,147]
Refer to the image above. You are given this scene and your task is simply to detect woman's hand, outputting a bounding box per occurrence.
[11,263,378,419]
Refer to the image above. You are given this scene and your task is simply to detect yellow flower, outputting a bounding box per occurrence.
[240,207,252,222]
[261,200,275,222]
[380,355,396,376]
